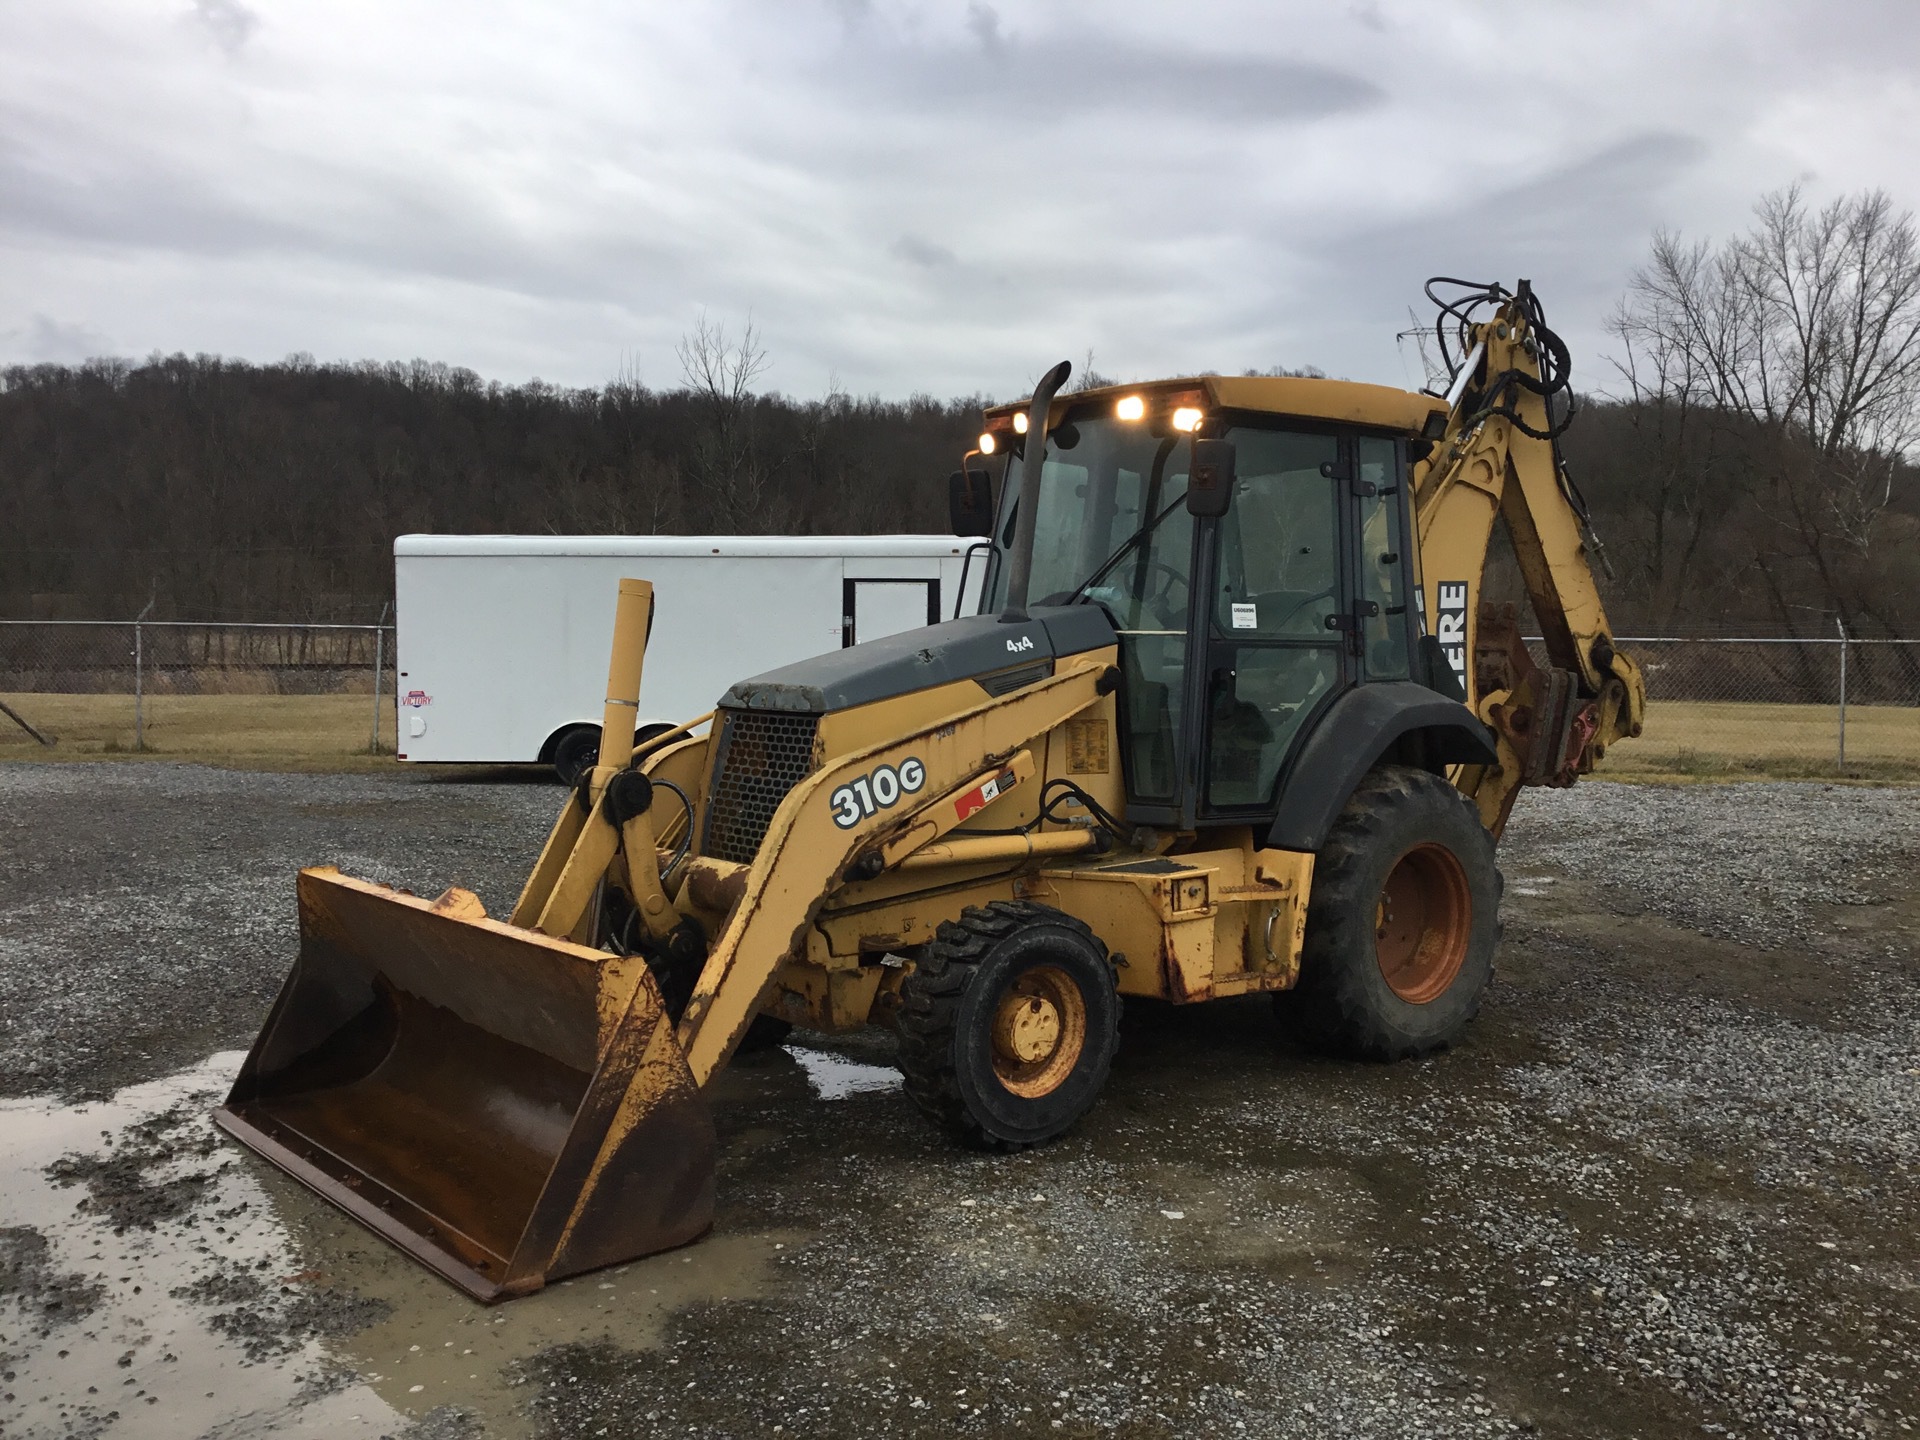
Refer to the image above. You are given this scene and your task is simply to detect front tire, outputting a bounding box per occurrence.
[1285,765,1500,1060]
[897,901,1120,1150]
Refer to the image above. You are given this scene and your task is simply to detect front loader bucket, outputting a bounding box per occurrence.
[215,867,715,1302]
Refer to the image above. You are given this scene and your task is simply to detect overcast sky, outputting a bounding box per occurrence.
[4,0,1917,401]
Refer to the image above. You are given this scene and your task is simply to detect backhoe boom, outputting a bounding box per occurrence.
[1411,283,1645,832]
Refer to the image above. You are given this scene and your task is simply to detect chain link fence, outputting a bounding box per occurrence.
[1596,635,1920,780]
[1,620,1915,778]
[0,620,396,763]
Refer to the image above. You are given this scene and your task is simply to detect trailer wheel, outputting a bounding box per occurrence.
[897,900,1120,1151]
[1282,765,1500,1060]
[550,725,600,785]
[632,721,676,756]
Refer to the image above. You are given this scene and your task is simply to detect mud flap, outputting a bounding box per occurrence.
[214,867,715,1302]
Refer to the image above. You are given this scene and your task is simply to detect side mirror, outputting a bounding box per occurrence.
[948,468,994,537]
[1185,438,1236,518]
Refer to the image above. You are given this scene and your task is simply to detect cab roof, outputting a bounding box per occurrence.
[982,374,1447,439]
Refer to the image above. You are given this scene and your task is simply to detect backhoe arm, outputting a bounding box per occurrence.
[1411,285,1646,835]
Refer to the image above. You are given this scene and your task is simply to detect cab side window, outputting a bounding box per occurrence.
[1356,436,1411,681]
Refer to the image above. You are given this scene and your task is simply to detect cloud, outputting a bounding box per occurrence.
[819,18,1384,126]
[21,313,112,363]
[890,233,957,268]
[965,2,1004,55]
[1249,130,1708,392]
[1348,2,1387,33]
[188,0,258,54]
[0,0,1914,399]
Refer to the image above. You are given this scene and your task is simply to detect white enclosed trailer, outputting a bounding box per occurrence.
[393,534,987,779]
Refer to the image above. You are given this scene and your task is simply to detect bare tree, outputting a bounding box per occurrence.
[1609,186,1920,635]
[1067,350,1114,393]
[1597,292,1746,628]
[678,313,773,530]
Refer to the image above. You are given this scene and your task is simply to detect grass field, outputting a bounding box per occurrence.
[2,692,1916,780]
[0,692,404,774]
[1602,698,1920,780]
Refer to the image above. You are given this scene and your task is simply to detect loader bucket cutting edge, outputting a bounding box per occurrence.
[214,866,716,1302]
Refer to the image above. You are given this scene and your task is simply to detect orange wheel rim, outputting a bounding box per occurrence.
[989,964,1087,1098]
[1374,843,1473,1004]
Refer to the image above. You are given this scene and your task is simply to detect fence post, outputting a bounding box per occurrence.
[1836,618,1848,772]
[370,603,391,754]
[133,598,155,751]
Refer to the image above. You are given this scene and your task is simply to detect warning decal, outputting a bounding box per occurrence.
[955,767,1020,822]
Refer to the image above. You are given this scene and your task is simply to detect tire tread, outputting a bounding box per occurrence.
[896,900,1116,1151]
[1287,765,1501,1061]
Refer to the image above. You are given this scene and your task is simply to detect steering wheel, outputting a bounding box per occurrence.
[1270,586,1338,632]
[1142,562,1190,628]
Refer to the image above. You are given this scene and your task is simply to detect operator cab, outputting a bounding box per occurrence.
[967,376,1455,834]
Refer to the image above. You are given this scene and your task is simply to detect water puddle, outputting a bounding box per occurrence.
[0,1054,789,1439]
[782,1045,900,1100]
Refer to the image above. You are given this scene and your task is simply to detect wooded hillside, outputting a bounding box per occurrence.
[4,191,1915,637]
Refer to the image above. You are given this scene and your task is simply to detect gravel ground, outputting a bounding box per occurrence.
[0,763,1916,1439]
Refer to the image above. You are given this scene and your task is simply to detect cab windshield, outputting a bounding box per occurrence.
[985,416,1194,630]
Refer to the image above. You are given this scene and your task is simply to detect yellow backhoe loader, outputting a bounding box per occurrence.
[216,279,1644,1301]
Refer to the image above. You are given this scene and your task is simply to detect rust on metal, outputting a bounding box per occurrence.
[216,867,715,1303]
[680,856,750,916]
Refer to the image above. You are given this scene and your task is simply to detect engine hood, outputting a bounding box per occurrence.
[717,605,1117,715]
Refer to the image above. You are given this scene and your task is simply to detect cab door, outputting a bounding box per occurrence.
[1188,427,1351,825]
[1111,425,1414,829]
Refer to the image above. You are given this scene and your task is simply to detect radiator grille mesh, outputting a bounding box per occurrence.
[702,709,820,865]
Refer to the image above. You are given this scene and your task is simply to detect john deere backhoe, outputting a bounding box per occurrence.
[216,279,1644,1301]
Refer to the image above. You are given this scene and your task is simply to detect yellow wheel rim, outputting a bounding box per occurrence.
[989,964,1088,1098]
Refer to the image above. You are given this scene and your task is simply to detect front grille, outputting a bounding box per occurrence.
[702,709,821,864]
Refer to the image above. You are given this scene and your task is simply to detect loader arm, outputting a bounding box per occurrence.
[674,657,1115,1085]
[1411,285,1646,834]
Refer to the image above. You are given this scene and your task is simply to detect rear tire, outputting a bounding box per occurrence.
[897,900,1120,1151]
[1283,765,1500,1060]
[550,725,601,785]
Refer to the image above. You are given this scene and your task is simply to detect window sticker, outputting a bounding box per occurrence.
[1230,603,1258,630]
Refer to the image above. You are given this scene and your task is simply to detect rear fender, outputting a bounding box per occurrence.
[1265,681,1496,853]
